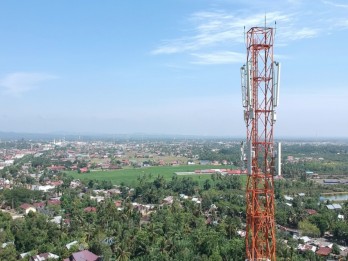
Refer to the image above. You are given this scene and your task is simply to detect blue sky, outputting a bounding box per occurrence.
[0,0,347,137]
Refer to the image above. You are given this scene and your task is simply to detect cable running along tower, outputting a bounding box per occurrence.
[240,26,280,261]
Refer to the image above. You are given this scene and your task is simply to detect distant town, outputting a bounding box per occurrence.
[0,136,347,260]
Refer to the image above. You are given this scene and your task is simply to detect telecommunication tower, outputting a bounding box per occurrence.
[240,26,280,261]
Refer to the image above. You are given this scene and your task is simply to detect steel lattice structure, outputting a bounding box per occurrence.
[240,26,280,261]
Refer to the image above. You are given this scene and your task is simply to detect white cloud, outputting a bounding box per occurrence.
[280,27,319,41]
[191,51,244,65]
[152,11,293,56]
[152,11,292,55]
[335,18,348,29]
[151,38,196,55]
[0,72,57,96]
[152,3,348,65]
[322,0,348,8]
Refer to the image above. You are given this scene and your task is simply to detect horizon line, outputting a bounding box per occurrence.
[0,130,347,141]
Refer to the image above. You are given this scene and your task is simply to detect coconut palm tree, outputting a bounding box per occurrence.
[115,243,131,261]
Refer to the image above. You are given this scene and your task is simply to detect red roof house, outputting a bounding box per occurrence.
[47,199,61,206]
[316,247,332,256]
[33,202,46,209]
[305,209,317,215]
[84,207,97,213]
[63,250,100,261]
[226,169,247,175]
[79,167,89,173]
[19,203,36,214]
[114,200,122,207]
[49,180,64,186]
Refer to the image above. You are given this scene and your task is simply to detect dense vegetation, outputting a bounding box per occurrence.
[281,143,348,176]
[0,175,247,260]
[1,174,347,260]
[1,140,348,260]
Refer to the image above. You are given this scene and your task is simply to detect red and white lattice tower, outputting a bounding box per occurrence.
[240,26,280,261]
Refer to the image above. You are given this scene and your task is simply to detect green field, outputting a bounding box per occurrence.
[65,165,244,187]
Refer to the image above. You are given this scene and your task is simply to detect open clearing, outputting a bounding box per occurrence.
[66,165,241,186]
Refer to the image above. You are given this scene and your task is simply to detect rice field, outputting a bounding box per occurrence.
[65,164,242,186]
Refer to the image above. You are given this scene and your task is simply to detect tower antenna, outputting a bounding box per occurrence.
[240,24,281,261]
[244,26,246,48]
[274,21,277,37]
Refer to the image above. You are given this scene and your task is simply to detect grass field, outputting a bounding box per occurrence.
[65,165,245,187]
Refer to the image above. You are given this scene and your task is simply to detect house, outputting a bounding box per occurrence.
[48,180,64,187]
[90,195,104,203]
[1,241,14,248]
[192,197,201,204]
[332,203,342,209]
[19,252,31,259]
[299,236,311,243]
[114,200,122,207]
[305,245,316,253]
[47,165,66,172]
[47,199,61,206]
[179,194,188,200]
[50,216,62,225]
[131,203,154,216]
[79,167,89,173]
[70,180,81,188]
[237,230,246,237]
[142,162,151,167]
[163,196,174,205]
[298,244,316,253]
[278,225,300,236]
[323,179,340,184]
[158,159,165,166]
[316,247,332,256]
[312,239,333,249]
[63,250,100,261]
[108,188,121,195]
[284,195,294,201]
[84,207,97,213]
[305,209,317,215]
[122,159,130,166]
[226,169,246,175]
[170,160,179,166]
[211,160,220,165]
[19,203,36,215]
[31,252,59,261]
[326,204,342,210]
[65,241,78,250]
[33,202,46,209]
[32,185,55,192]
[109,164,122,169]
